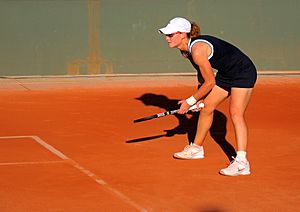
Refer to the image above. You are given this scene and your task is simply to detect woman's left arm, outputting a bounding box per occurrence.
[178,42,215,114]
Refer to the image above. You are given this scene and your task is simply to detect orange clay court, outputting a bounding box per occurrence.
[0,74,299,211]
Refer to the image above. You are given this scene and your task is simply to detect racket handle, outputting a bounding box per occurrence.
[189,102,205,111]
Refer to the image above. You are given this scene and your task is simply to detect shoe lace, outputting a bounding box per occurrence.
[228,156,248,168]
[183,145,193,152]
[228,156,242,168]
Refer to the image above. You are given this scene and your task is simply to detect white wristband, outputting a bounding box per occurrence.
[186,96,197,106]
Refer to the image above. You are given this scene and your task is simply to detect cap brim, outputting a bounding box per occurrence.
[158,25,177,34]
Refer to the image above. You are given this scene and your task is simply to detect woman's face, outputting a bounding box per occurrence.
[165,32,183,48]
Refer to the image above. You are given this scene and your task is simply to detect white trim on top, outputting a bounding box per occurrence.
[188,39,214,60]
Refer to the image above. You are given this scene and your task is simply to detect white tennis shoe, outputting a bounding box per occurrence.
[173,144,204,159]
[219,156,250,176]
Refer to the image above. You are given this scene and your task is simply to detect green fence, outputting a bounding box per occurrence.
[0,0,299,76]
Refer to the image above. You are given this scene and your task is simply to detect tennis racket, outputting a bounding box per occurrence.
[133,102,204,123]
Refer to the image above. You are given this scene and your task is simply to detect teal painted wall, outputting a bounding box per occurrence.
[0,0,299,76]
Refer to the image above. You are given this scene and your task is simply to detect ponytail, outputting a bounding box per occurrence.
[188,22,201,38]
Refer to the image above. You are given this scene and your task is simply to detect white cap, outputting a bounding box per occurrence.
[159,17,191,34]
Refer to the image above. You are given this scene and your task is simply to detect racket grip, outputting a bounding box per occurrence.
[189,102,205,111]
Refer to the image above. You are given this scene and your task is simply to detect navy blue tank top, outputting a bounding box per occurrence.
[182,35,257,88]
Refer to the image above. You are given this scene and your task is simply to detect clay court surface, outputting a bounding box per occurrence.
[0,75,299,211]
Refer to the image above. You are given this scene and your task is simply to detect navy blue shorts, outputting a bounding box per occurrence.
[216,62,257,88]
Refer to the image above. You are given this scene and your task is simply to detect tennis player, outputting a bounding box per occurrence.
[159,17,257,176]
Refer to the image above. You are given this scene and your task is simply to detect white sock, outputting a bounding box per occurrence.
[237,151,247,161]
[192,144,203,152]
[192,143,202,147]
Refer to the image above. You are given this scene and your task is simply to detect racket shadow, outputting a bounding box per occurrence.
[128,93,236,161]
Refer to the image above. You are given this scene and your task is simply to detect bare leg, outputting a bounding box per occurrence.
[193,85,229,146]
[229,88,253,151]
[219,88,253,176]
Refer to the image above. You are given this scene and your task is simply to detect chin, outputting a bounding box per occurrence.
[168,43,176,48]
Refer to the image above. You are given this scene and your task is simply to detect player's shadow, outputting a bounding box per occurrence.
[126,93,236,161]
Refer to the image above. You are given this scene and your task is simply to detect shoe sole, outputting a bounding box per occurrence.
[219,170,250,176]
[173,154,204,160]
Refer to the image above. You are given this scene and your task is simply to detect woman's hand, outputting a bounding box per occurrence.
[178,99,205,114]
[192,100,204,112]
[178,100,191,114]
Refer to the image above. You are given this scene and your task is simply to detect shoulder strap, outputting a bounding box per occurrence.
[188,39,214,59]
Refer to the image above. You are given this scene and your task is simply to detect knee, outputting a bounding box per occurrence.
[229,109,245,124]
[201,104,215,115]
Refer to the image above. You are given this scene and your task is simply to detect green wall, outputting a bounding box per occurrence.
[0,0,299,76]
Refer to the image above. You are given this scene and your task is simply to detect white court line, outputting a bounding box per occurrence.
[0,135,35,139]
[0,160,65,166]
[32,136,69,160]
[0,135,147,212]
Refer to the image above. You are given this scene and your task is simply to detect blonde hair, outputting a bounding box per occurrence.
[188,22,201,38]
